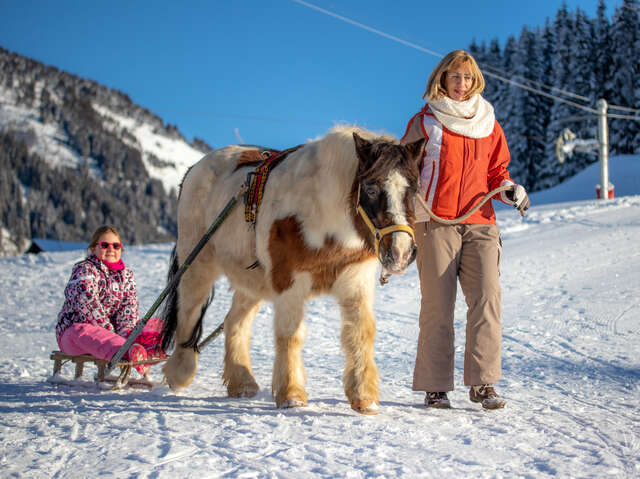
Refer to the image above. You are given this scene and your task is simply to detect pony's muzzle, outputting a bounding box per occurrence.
[382,231,416,274]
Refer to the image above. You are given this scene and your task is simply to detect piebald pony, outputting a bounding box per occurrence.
[161,125,425,414]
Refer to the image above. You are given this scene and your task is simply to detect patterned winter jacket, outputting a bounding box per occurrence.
[56,255,139,340]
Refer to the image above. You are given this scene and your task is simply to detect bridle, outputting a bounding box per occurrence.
[355,184,415,262]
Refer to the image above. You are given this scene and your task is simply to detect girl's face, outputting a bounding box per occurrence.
[92,231,122,263]
[444,66,474,101]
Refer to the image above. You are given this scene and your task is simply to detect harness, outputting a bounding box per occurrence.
[244,145,302,226]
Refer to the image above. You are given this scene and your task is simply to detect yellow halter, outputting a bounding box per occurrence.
[355,185,415,261]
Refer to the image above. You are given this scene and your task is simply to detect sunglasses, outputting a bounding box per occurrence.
[99,241,122,250]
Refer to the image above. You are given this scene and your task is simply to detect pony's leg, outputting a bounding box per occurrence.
[223,291,262,398]
[271,283,309,408]
[163,257,219,391]
[335,263,380,414]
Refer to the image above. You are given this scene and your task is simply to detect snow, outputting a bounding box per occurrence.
[1,158,639,478]
[91,104,204,195]
[0,83,83,170]
[0,84,205,196]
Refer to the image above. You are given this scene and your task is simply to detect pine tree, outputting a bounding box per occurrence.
[504,27,548,190]
[593,0,614,102]
[541,4,578,189]
[568,7,600,172]
[539,18,556,144]
[609,0,640,154]
[482,38,503,102]
[468,38,486,62]
[493,35,527,188]
[527,26,553,191]
[494,35,518,129]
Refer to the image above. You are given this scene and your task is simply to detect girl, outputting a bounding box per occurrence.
[56,226,164,375]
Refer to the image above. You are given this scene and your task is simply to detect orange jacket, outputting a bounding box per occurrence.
[401,105,512,224]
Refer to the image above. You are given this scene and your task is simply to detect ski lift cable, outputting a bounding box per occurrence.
[607,112,640,121]
[153,110,329,126]
[479,63,592,103]
[481,70,598,113]
[621,2,640,11]
[607,104,640,113]
[293,0,638,117]
[293,0,600,114]
[292,0,445,59]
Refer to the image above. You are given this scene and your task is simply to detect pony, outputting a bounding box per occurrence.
[161,125,425,414]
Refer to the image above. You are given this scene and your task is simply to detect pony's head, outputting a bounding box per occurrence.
[352,132,425,276]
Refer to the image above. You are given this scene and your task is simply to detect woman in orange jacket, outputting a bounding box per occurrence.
[401,50,529,409]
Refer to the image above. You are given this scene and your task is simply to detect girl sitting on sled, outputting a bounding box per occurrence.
[55,225,164,375]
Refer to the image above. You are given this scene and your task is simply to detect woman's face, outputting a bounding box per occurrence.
[444,66,474,101]
[92,231,122,263]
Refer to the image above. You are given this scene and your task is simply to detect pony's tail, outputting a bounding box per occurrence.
[181,288,214,353]
[161,246,180,352]
[160,245,215,353]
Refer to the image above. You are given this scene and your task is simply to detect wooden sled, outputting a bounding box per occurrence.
[49,350,167,390]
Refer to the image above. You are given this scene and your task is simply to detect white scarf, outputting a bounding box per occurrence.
[427,94,495,139]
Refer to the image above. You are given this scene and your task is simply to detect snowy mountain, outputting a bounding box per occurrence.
[0,47,211,256]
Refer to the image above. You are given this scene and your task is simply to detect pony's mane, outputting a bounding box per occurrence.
[312,125,398,170]
[327,124,396,143]
[299,125,404,204]
[321,125,409,183]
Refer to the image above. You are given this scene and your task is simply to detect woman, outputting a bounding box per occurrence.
[401,50,529,409]
[56,226,164,375]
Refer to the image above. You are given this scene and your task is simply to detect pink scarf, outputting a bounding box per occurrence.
[102,259,125,271]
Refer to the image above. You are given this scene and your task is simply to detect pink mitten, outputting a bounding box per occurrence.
[134,331,166,359]
[126,343,150,375]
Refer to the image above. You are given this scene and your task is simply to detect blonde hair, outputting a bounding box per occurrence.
[88,225,122,249]
[423,50,485,101]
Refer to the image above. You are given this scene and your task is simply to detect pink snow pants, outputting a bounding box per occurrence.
[57,318,164,361]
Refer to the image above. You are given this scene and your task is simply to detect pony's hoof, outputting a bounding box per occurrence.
[279,398,307,409]
[163,376,184,392]
[227,384,259,398]
[351,399,379,415]
[163,375,188,392]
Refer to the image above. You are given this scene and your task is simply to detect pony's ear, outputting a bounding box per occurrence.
[404,138,426,167]
[353,132,375,171]
[353,132,371,154]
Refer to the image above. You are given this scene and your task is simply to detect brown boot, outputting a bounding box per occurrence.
[469,384,506,409]
[425,392,451,409]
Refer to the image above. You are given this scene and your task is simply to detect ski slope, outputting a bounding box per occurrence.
[0,161,639,478]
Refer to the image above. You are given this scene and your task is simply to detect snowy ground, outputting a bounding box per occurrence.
[1,162,639,478]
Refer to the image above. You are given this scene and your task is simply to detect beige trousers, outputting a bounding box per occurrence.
[412,222,502,392]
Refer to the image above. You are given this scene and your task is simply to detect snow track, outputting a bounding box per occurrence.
[1,197,639,478]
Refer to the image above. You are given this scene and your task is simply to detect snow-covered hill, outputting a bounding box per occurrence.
[0,165,638,477]
[0,74,204,196]
[90,104,203,195]
[0,48,218,255]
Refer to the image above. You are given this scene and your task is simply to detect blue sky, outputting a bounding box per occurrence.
[2,0,608,150]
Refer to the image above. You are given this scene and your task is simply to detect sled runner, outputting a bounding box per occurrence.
[48,350,166,390]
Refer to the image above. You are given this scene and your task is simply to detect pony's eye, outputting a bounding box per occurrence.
[364,185,378,198]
